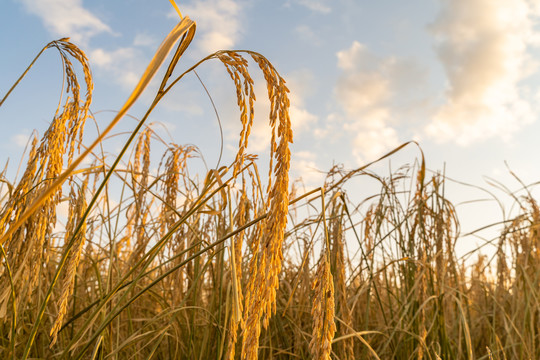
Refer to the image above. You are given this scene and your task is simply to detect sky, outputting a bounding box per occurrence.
[2,0,540,255]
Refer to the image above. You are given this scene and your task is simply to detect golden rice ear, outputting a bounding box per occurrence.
[212,51,256,178]
[49,182,88,347]
[224,185,248,360]
[329,197,354,360]
[8,18,198,359]
[0,16,196,249]
[1,37,93,163]
[233,51,292,360]
[0,37,94,328]
[309,254,336,360]
[130,127,154,263]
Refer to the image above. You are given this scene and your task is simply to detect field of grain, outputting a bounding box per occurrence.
[0,11,539,360]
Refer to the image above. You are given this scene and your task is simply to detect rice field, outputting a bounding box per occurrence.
[0,11,539,360]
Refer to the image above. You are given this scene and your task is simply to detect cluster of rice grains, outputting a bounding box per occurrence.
[0,39,92,354]
[1,12,539,360]
[0,15,297,358]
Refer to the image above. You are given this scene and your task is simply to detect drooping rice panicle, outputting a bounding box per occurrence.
[309,254,336,360]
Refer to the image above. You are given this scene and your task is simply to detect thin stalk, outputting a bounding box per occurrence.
[0,243,16,360]
[70,212,269,359]
[0,41,50,107]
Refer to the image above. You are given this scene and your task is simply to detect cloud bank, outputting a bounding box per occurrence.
[335,41,425,162]
[20,0,111,45]
[426,0,540,145]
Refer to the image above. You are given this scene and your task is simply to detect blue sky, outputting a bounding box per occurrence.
[2,0,540,249]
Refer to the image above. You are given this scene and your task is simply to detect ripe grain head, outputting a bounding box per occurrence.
[310,254,336,360]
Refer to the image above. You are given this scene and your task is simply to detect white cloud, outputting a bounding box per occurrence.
[314,113,341,140]
[89,48,135,68]
[334,41,424,162]
[286,0,332,14]
[19,0,111,45]
[426,0,540,145]
[11,132,32,148]
[89,47,142,89]
[290,105,317,134]
[336,42,426,120]
[172,0,244,56]
[337,41,378,72]
[133,33,158,48]
[336,71,390,123]
[348,124,400,164]
[285,69,318,134]
[290,150,325,186]
[245,83,273,152]
[19,1,160,92]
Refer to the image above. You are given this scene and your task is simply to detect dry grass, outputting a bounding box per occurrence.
[0,9,539,360]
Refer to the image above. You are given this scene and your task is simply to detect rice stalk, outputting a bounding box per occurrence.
[225,184,248,360]
[329,195,355,359]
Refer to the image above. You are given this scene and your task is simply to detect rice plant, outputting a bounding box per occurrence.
[0,7,538,360]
